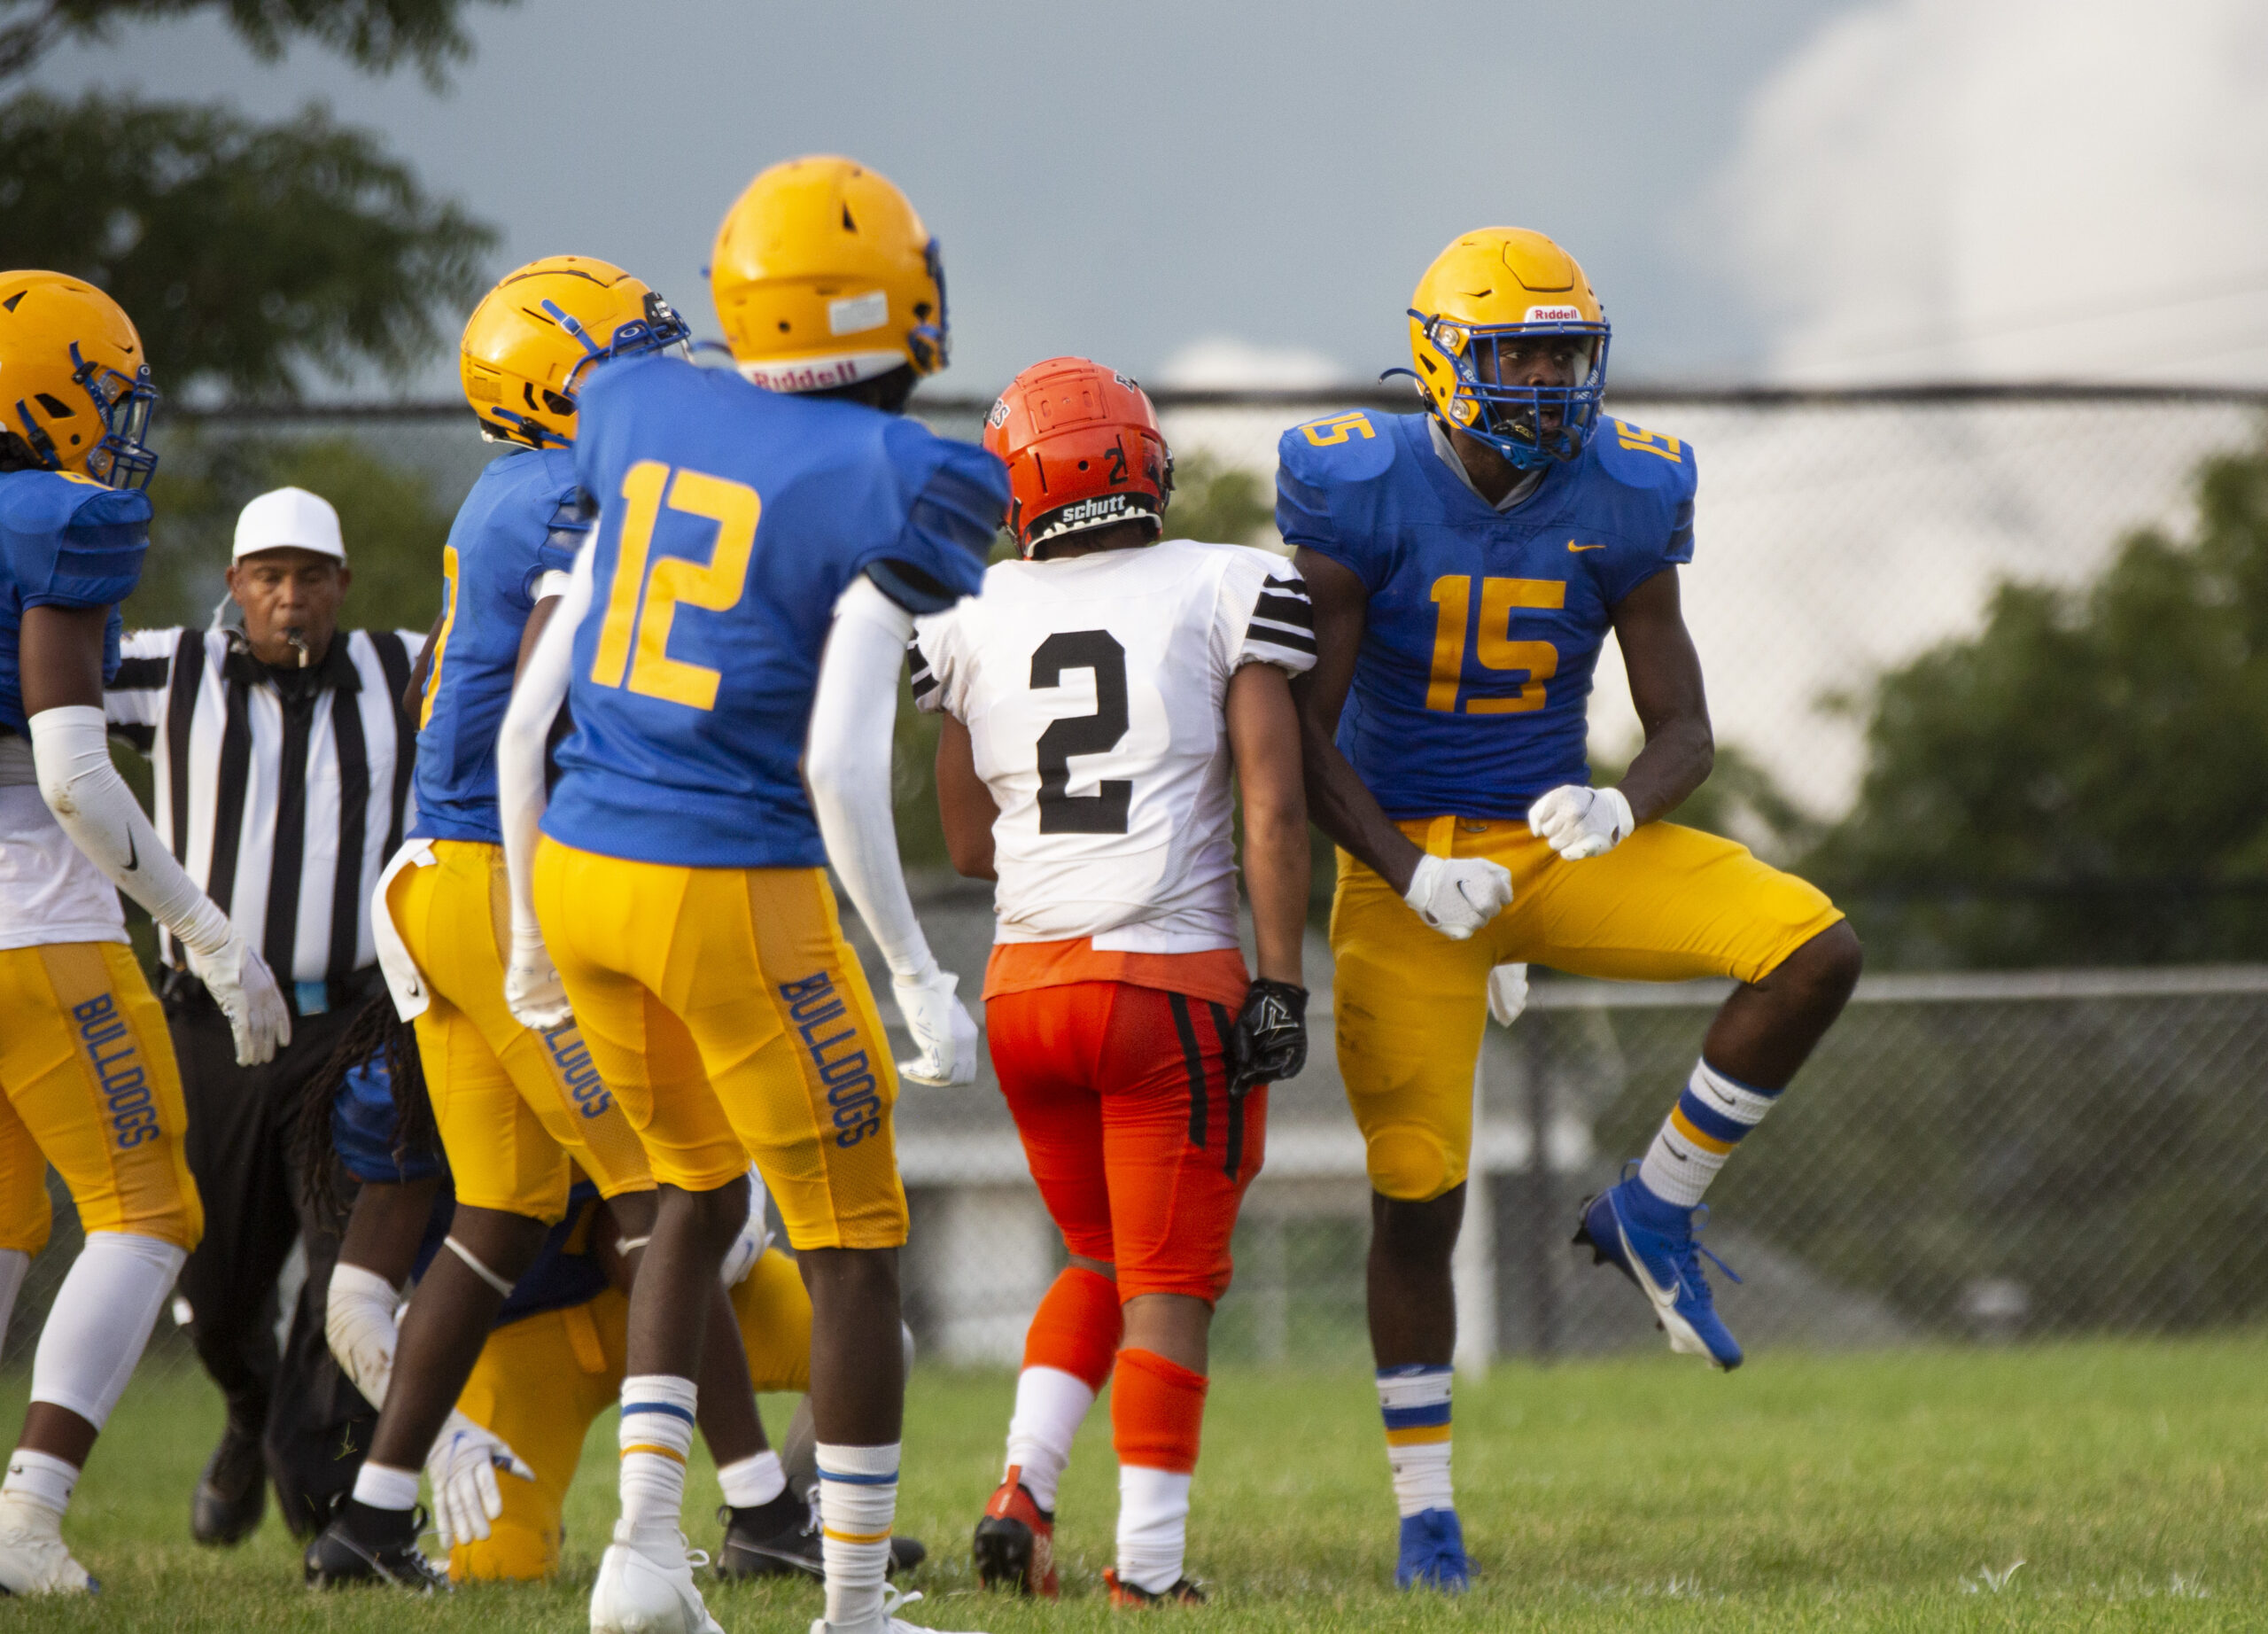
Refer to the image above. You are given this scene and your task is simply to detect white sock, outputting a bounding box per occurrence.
[1115,1465,1192,1594]
[351,1460,419,1513]
[0,1249,30,1360]
[1637,1057,1782,1209]
[30,1232,184,1429]
[817,1441,897,1630]
[1378,1364,1454,1517]
[1,1450,78,1518]
[1004,1366,1095,1513]
[617,1374,697,1547]
[717,1450,786,1509]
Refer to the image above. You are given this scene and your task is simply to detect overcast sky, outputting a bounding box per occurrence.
[35,0,2268,395]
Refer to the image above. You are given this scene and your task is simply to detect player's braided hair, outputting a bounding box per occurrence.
[0,428,50,472]
[289,993,437,1223]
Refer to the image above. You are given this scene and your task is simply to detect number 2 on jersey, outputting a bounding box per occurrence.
[589,460,761,711]
[1030,630,1130,834]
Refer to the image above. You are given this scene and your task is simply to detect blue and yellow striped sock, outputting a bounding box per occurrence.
[1637,1057,1782,1210]
[617,1373,696,1546]
[1377,1364,1453,1517]
[817,1440,897,1629]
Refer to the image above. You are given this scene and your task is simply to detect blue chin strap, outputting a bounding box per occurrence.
[905,237,951,376]
[1393,313,1612,471]
[492,294,699,447]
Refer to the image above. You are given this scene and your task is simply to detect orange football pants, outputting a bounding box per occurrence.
[986,981,1264,1303]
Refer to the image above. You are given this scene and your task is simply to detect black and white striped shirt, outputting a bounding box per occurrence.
[105,626,424,986]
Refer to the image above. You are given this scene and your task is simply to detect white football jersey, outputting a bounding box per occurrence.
[0,733,128,952]
[912,538,1315,953]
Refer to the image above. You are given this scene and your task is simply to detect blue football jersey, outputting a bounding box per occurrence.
[410,447,588,844]
[0,469,151,732]
[1277,409,1696,820]
[544,354,1006,868]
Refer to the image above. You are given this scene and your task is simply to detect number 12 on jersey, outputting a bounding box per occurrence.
[589,460,762,712]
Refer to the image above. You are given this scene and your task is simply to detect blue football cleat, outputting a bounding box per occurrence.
[1574,1167,1745,1371]
[1394,1507,1470,1592]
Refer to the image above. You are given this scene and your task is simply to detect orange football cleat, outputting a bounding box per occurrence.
[972,1467,1057,1599]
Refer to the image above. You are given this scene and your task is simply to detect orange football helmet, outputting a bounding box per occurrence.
[983,356,1171,558]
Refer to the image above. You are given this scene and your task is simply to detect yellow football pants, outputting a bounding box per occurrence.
[534,839,908,1250]
[448,1246,814,1582]
[1333,817,1845,1202]
[389,841,652,1221]
[0,942,200,1250]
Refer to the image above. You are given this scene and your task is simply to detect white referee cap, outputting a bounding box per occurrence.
[233,486,346,563]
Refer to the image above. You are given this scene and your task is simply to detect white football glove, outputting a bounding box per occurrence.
[424,1409,534,1552]
[719,1168,774,1288]
[185,931,291,1066]
[1487,962,1531,1027]
[1527,785,1635,861]
[1402,852,1514,941]
[504,933,572,1031]
[893,966,978,1086]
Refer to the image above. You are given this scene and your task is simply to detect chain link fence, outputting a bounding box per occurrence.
[20,384,2266,1387]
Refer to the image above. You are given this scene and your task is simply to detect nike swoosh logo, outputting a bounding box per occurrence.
[124,832,138,872]
[1568,541,1605,552]
[1619,1221,1680,1303]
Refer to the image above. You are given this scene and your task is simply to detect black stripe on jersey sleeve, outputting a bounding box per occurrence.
[1253,589,1314,630]
[1246,625,1318,657]
[906,639,939,700]
[109,656,171,692]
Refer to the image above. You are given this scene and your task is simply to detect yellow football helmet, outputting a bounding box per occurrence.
[711,156,949,393]
[1403,228,1611,470]
[0,271,158,489]
[460,256,692,447]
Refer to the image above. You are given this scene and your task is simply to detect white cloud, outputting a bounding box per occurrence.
[1151,336,1344,390]
[1708,0,2268,383]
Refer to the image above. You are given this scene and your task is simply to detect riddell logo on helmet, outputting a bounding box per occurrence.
[1525,305,1584,323]
[743,359,866,392]
[1059,494,1130,525]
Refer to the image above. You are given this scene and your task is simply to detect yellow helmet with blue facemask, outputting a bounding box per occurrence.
[0,271,158,489]
[1403,228,1610,470]
[710,155,949,393]
[460,255,692,448]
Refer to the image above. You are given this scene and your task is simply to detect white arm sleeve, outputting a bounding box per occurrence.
[29,704,233,956]
[806,575,936,981]
[497,540,592,945]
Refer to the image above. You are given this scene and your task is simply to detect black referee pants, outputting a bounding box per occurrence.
[167,986,377,1538]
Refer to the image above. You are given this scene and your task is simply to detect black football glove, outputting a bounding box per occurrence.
[1226,978,1308,1096]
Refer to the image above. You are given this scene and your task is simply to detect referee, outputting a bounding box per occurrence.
[104,486,424,1545]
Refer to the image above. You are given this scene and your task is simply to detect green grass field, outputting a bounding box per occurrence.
[5,1336,2267,1630]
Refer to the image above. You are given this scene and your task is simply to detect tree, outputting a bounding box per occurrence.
[0,94,491,395]
[0,0,507,397]
[1806,434,2268,967]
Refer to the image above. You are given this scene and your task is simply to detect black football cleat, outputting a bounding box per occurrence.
[713,1493,927,1581]
[1105,1568,1207,1607]
[190,1422,267,1546]
[303,1501,447,1591]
